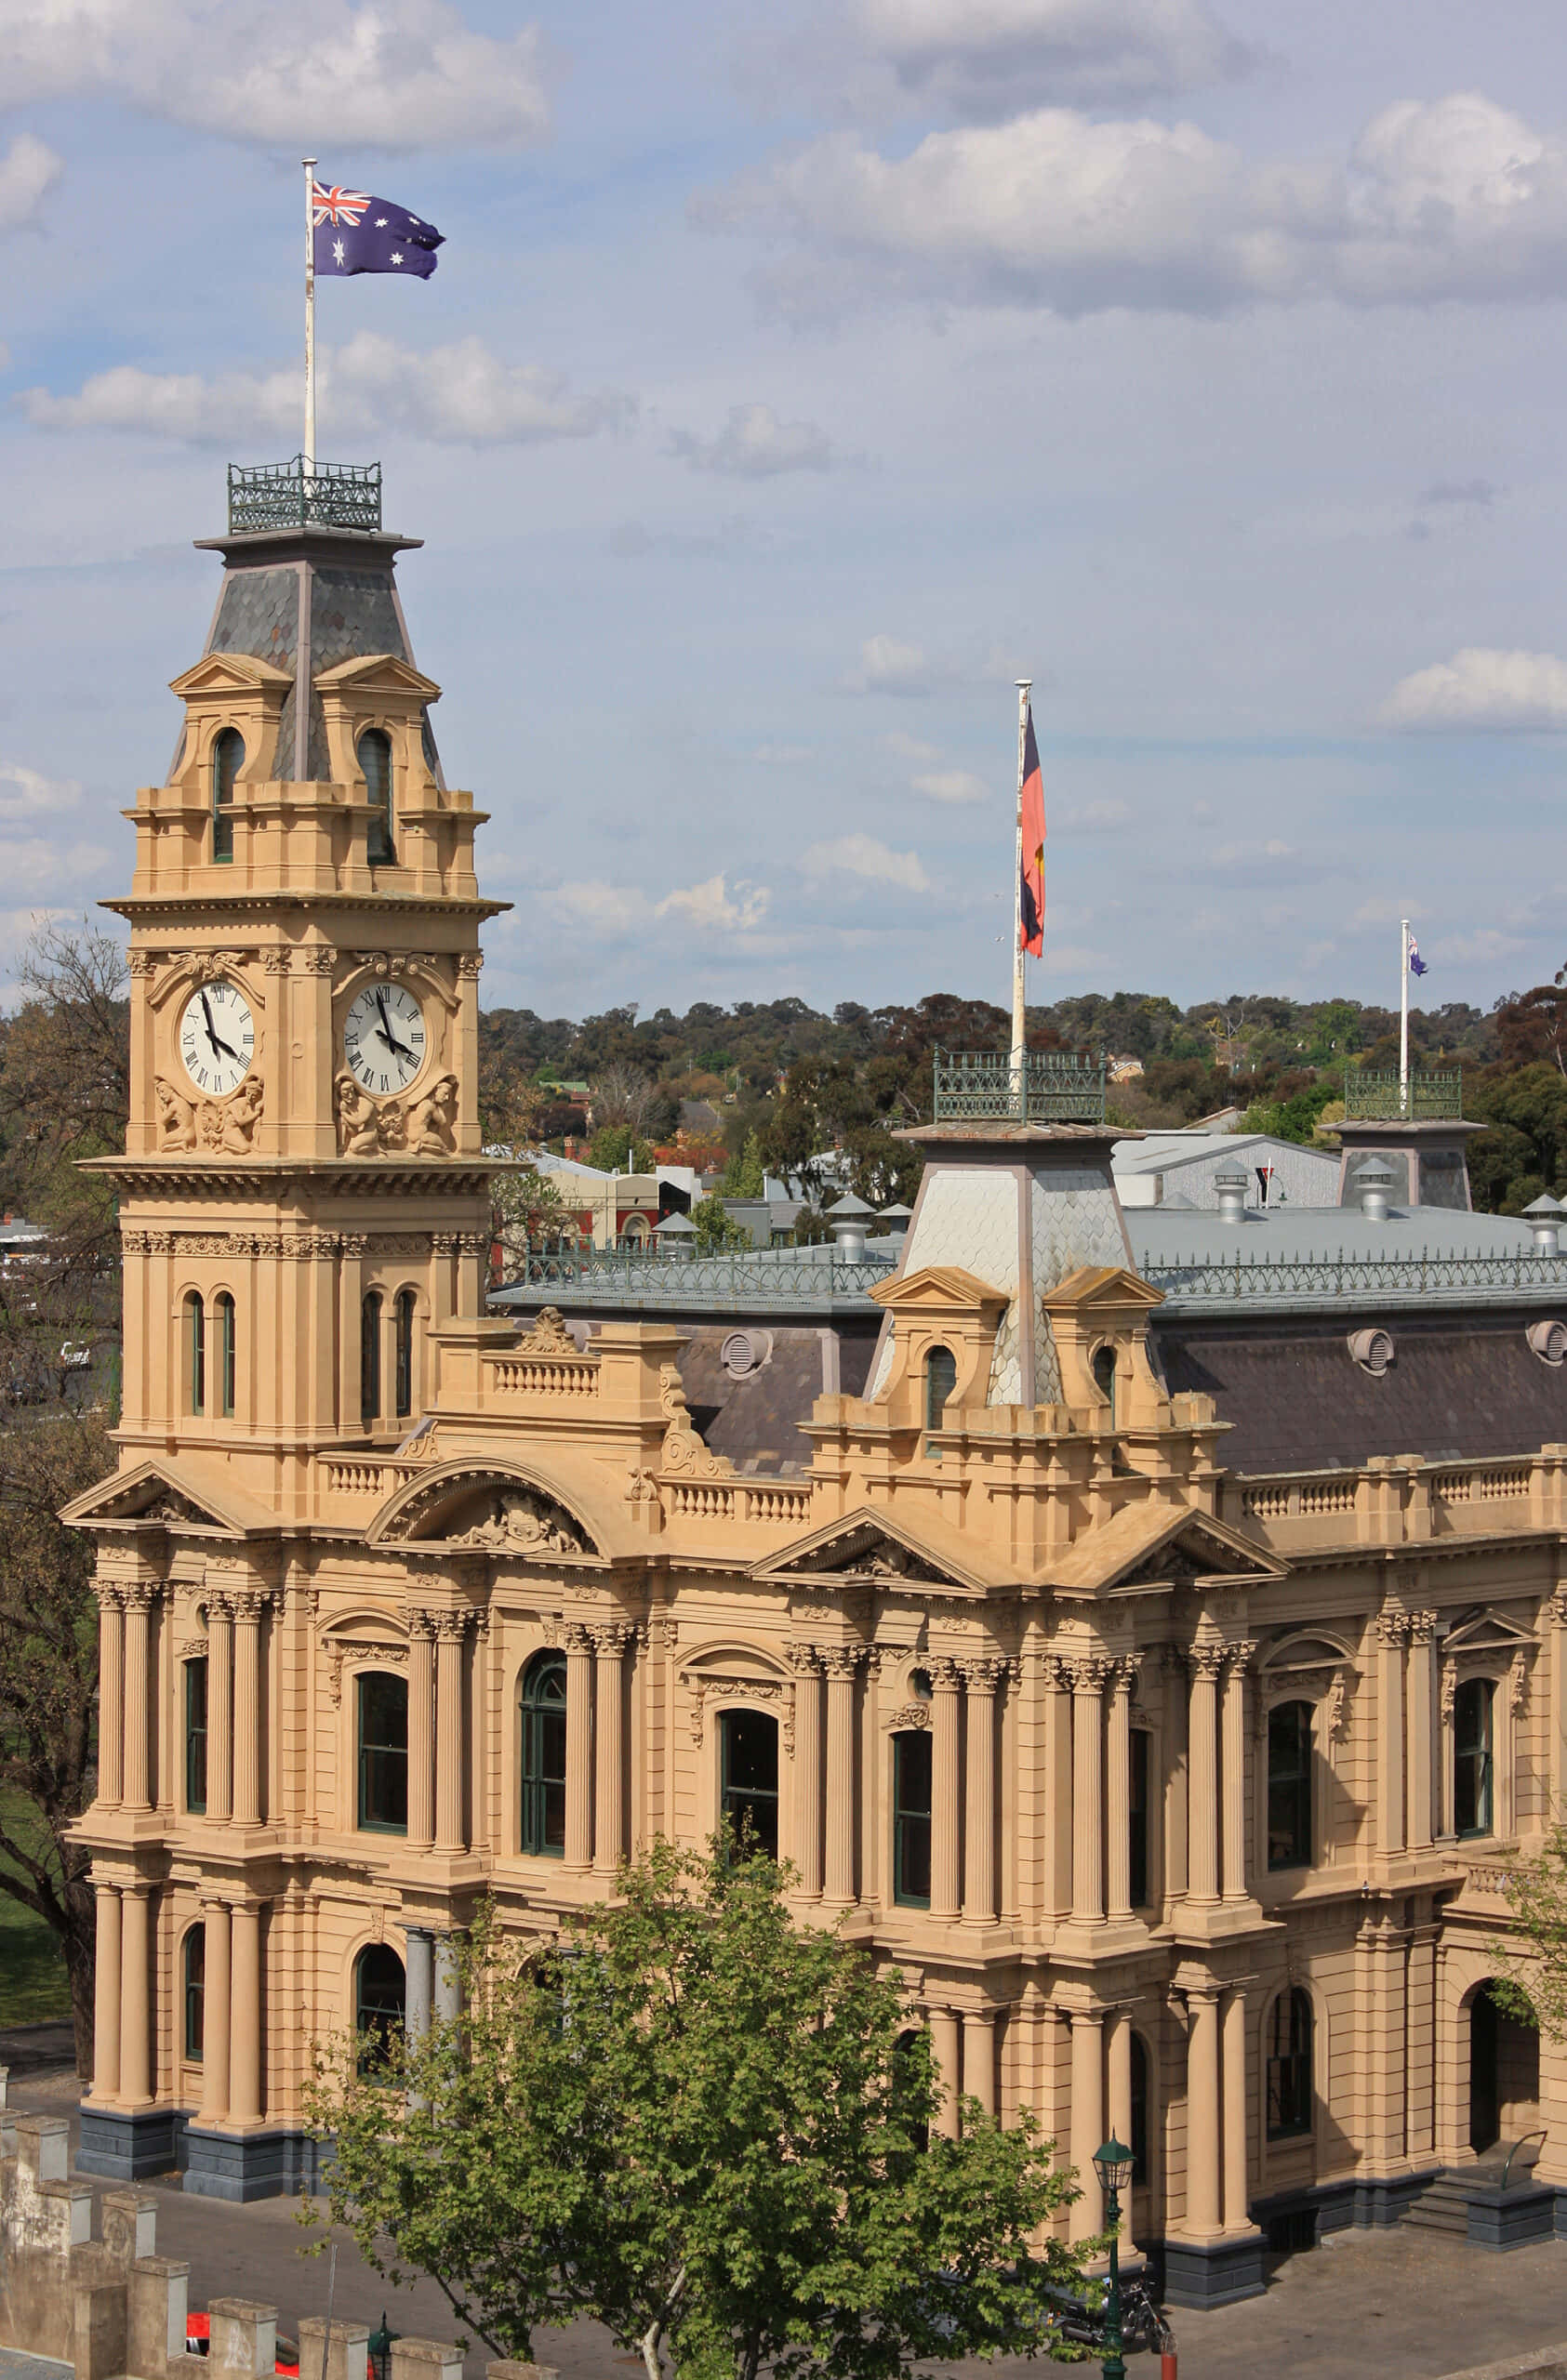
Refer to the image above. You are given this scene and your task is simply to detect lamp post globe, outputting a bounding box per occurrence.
[1093,2135,1135,2380]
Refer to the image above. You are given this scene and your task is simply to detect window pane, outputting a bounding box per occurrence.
[1266,1989,1313,2138]
[1455,1679,1494,1837]
[212,729,242,864]
[358,1671,408,1833]
[894,1730,932,1908]
[189,1295,206,1415]
[360,731,395,865]
[361,1291,381,1425]
[1268,1701,1313,1871]
[184,1925,206,2061]
[720,1708,778,1859]
[521,1653,568,1857]
[1129,1727,1150,1907]
[395,1290,415,1419]
[217,1294,235,1418]
[355,1945,405,2072]
[186,1657,208,1814]
[924,1346,957,1433]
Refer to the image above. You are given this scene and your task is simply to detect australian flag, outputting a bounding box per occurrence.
[1408,932,1428,978]
[312,182,444,279]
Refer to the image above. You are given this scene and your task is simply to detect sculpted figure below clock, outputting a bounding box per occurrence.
[179,981,255,1097]
[344,981,426,1094]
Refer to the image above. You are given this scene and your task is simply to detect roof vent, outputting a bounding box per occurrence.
[1527,1317,1567,1367]
[1353,1157,1395,1223]
[721,1327,773,1380]
[826,1191,874,1262]
[1214,1165,1249,1223]
[1525,1194,1564,1255]
[1348,1327,1395,1377]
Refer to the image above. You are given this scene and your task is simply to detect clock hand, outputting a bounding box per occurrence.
[372,986,415,1063]
[199,990,222,1054]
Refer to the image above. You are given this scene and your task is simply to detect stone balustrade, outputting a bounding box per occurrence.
[1225,1444,1567,1552]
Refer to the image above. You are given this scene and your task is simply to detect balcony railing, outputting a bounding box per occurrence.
[932,1047,1106,1125]
[1143,1247,1567,1312]
[1342,1068,1464,1121]
[498,1240,895,1313]
[228,456,383,534]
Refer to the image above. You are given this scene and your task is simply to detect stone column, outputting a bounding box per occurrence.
[229,1903,262,2125]
[1221,1643,1254,1902]
[119,1887,152,2106]
[122,1588,153,1814]
[93,1882,122,2100]
[564,1625,594,1871]
[1107,1659,1137,1922]
[1222,1987,1249,2232]
[98,1591,125,1811]
[963,2009,996,2117]
[434,1615,466,1854]
[1108,2008,1136,2253]
[1408,1613,1438,1852]
[1071,1659,1109,1923]
[823,1647,860,1907]
[232,1593,263,1829]
[405,1927,434,2044]
[207,1596,234,1826]
[1186,1648,1224,1906]
[962,1659,1003,1924]
[930,1659,963,1920]
[1043,1656,1074,1914]
[592,1623,631,1876]
[1185,1987,1222,2236]
[1069,2009,1105,2240]
[789,1648,823,1897]
[1378,1608,1409,1856]
[930,2008,962,2141]
[433,1936,460,2024]
[198,1899,231,2126]
[1439,1659,1457,1840]
[406,1614,435,1850]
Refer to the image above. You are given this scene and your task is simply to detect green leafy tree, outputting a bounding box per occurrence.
[692,1195,753,1252]
[1470,1064,1567,1212]
[1490,1825,1567,2041]
[590,1127,656,1175]
[721,1131,766,1197]
[305,1843,1085,2380]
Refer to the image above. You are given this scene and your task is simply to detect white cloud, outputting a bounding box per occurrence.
[0,762,82,816]
[704,91,1567,319]
[669,403,836,477]
[883,729,939,761]
[1382,646,1567,730]
[550,883,646,935]
[0,135,62,233]
[0,0,550,150]
[803,833,931,891]
[841,633,937,694]
[20,333,631,448]
[655,874,771,931]
[911,767,989,803]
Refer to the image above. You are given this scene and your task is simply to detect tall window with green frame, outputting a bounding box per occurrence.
[185,1656,208,1813]
[215,1292,235,1418]
[520,1650,567,1856]
[183,1924,205,2061]
[360,730,395,865]
[893,1728,932,1907]
[186,1292,206,1416]
[1454,1677,1494,1838]
[719,1707,778,1860]
[394,1289,416,1420]
[356,1670,408,1833]
[923,1344,956,1457]
[361,1289,382,1425]
[211,728,243,863]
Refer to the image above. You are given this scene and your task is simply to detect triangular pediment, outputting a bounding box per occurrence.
[750,1502,998,1593]
[313,654,442,702]
[1044,1499,1284,1597]
[170,653,294,698]
[1042,1263,1164,1313]
[1443,1605,1538,1655]
[870,1264,1008,1315]
[60,1459,262,1538]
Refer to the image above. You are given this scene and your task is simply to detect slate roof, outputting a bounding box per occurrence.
[674,1324,880,1474]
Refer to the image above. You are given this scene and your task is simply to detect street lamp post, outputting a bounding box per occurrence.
[1093,2134,1136,2380]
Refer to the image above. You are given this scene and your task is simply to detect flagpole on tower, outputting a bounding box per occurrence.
[1011,678,1030,1095]
[1399,915,1411,1119]
[302,156,317,480]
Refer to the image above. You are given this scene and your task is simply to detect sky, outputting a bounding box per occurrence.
[4,0,1567,1022]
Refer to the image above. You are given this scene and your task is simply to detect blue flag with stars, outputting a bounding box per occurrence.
[312,181,444,280]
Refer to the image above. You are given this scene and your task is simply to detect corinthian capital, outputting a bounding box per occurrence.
[591,1620,633,1656]
[1225,1638,1256,1677]
[817,1644,866,1680]
[1185,1643,1228,1684]
[959,1655,1010,1695]
[1067,1654,1113,1696]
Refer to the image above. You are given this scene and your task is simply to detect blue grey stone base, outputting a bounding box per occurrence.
[1161,2229,1268,2308]
[182,2125,328,2202]
[1356,2170,1438,2228]
[1467,2184,1556,2248]
[76,2105,182,2180]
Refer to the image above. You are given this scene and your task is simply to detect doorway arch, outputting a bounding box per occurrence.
[1468,1982,1539,2155]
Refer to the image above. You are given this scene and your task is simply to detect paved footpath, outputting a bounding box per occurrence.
[11,2067,1567,2378]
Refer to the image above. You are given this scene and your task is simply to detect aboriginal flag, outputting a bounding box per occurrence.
[1018,701,1045,957]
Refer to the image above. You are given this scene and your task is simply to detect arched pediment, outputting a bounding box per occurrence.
[680,1641,792,1683]
[368,1461,602,1559]
[1261,1628,1357,1673]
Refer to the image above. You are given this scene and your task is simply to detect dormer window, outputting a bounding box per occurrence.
[211,728,243,863]
[359,729,394,865]
[923,1343,956,1456]
[1092,1342,1118,1428]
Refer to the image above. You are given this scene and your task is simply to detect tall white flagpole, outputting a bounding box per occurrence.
[302,156,317,477]
[1399,915,1411,1117]
[1011,678,1030,1097]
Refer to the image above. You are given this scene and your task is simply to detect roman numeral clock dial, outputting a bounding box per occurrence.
[344,981,426,1095]
[179,981,256,1097]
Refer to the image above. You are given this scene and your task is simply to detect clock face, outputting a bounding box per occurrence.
[344,981,427,1094]
[179,981,255,1098]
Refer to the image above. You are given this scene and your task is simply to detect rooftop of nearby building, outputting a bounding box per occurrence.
[1129,1203,1566,1315]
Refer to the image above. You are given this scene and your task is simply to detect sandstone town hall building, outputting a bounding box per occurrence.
[69,461,1567,2308]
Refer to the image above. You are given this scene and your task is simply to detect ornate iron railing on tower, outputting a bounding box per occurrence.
[932,1046,1107,1125]
[1341,1068,1464,1122]
[228,456,383,535]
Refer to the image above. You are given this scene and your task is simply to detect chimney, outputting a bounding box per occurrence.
[1525,1194,1564,1254]
[826,1192,874,1262]
[1214,1166,1249,1224]
[1354,1157,1395,1223]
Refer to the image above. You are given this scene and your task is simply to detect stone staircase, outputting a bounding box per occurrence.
[1402,2143,1553,2249]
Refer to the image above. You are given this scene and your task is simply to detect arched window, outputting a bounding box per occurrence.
[893,1729,932,1908]
[719,1707,778,1860]
[1130,2030,1149,2185]
[185,1657,208,1814]
[1455,1678,1494,1838]
[354,1944,406,2072]
[215,1291,236,1419]
[1092,1342,1118,1428]
[1268,1700,1314,1871]
[520,1651,567,1858]
[923,1344,956,1455]
[211,728,243,864]
[186,1292,206,1416]
[359,730,395,865]
[183,1924,206,2061]
[1266,1988,1313,2140]
[394,1289,416,1421]
[357,1671,408,1833]
[1128,1726,1150,1907]
[361,1289,382,1425]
